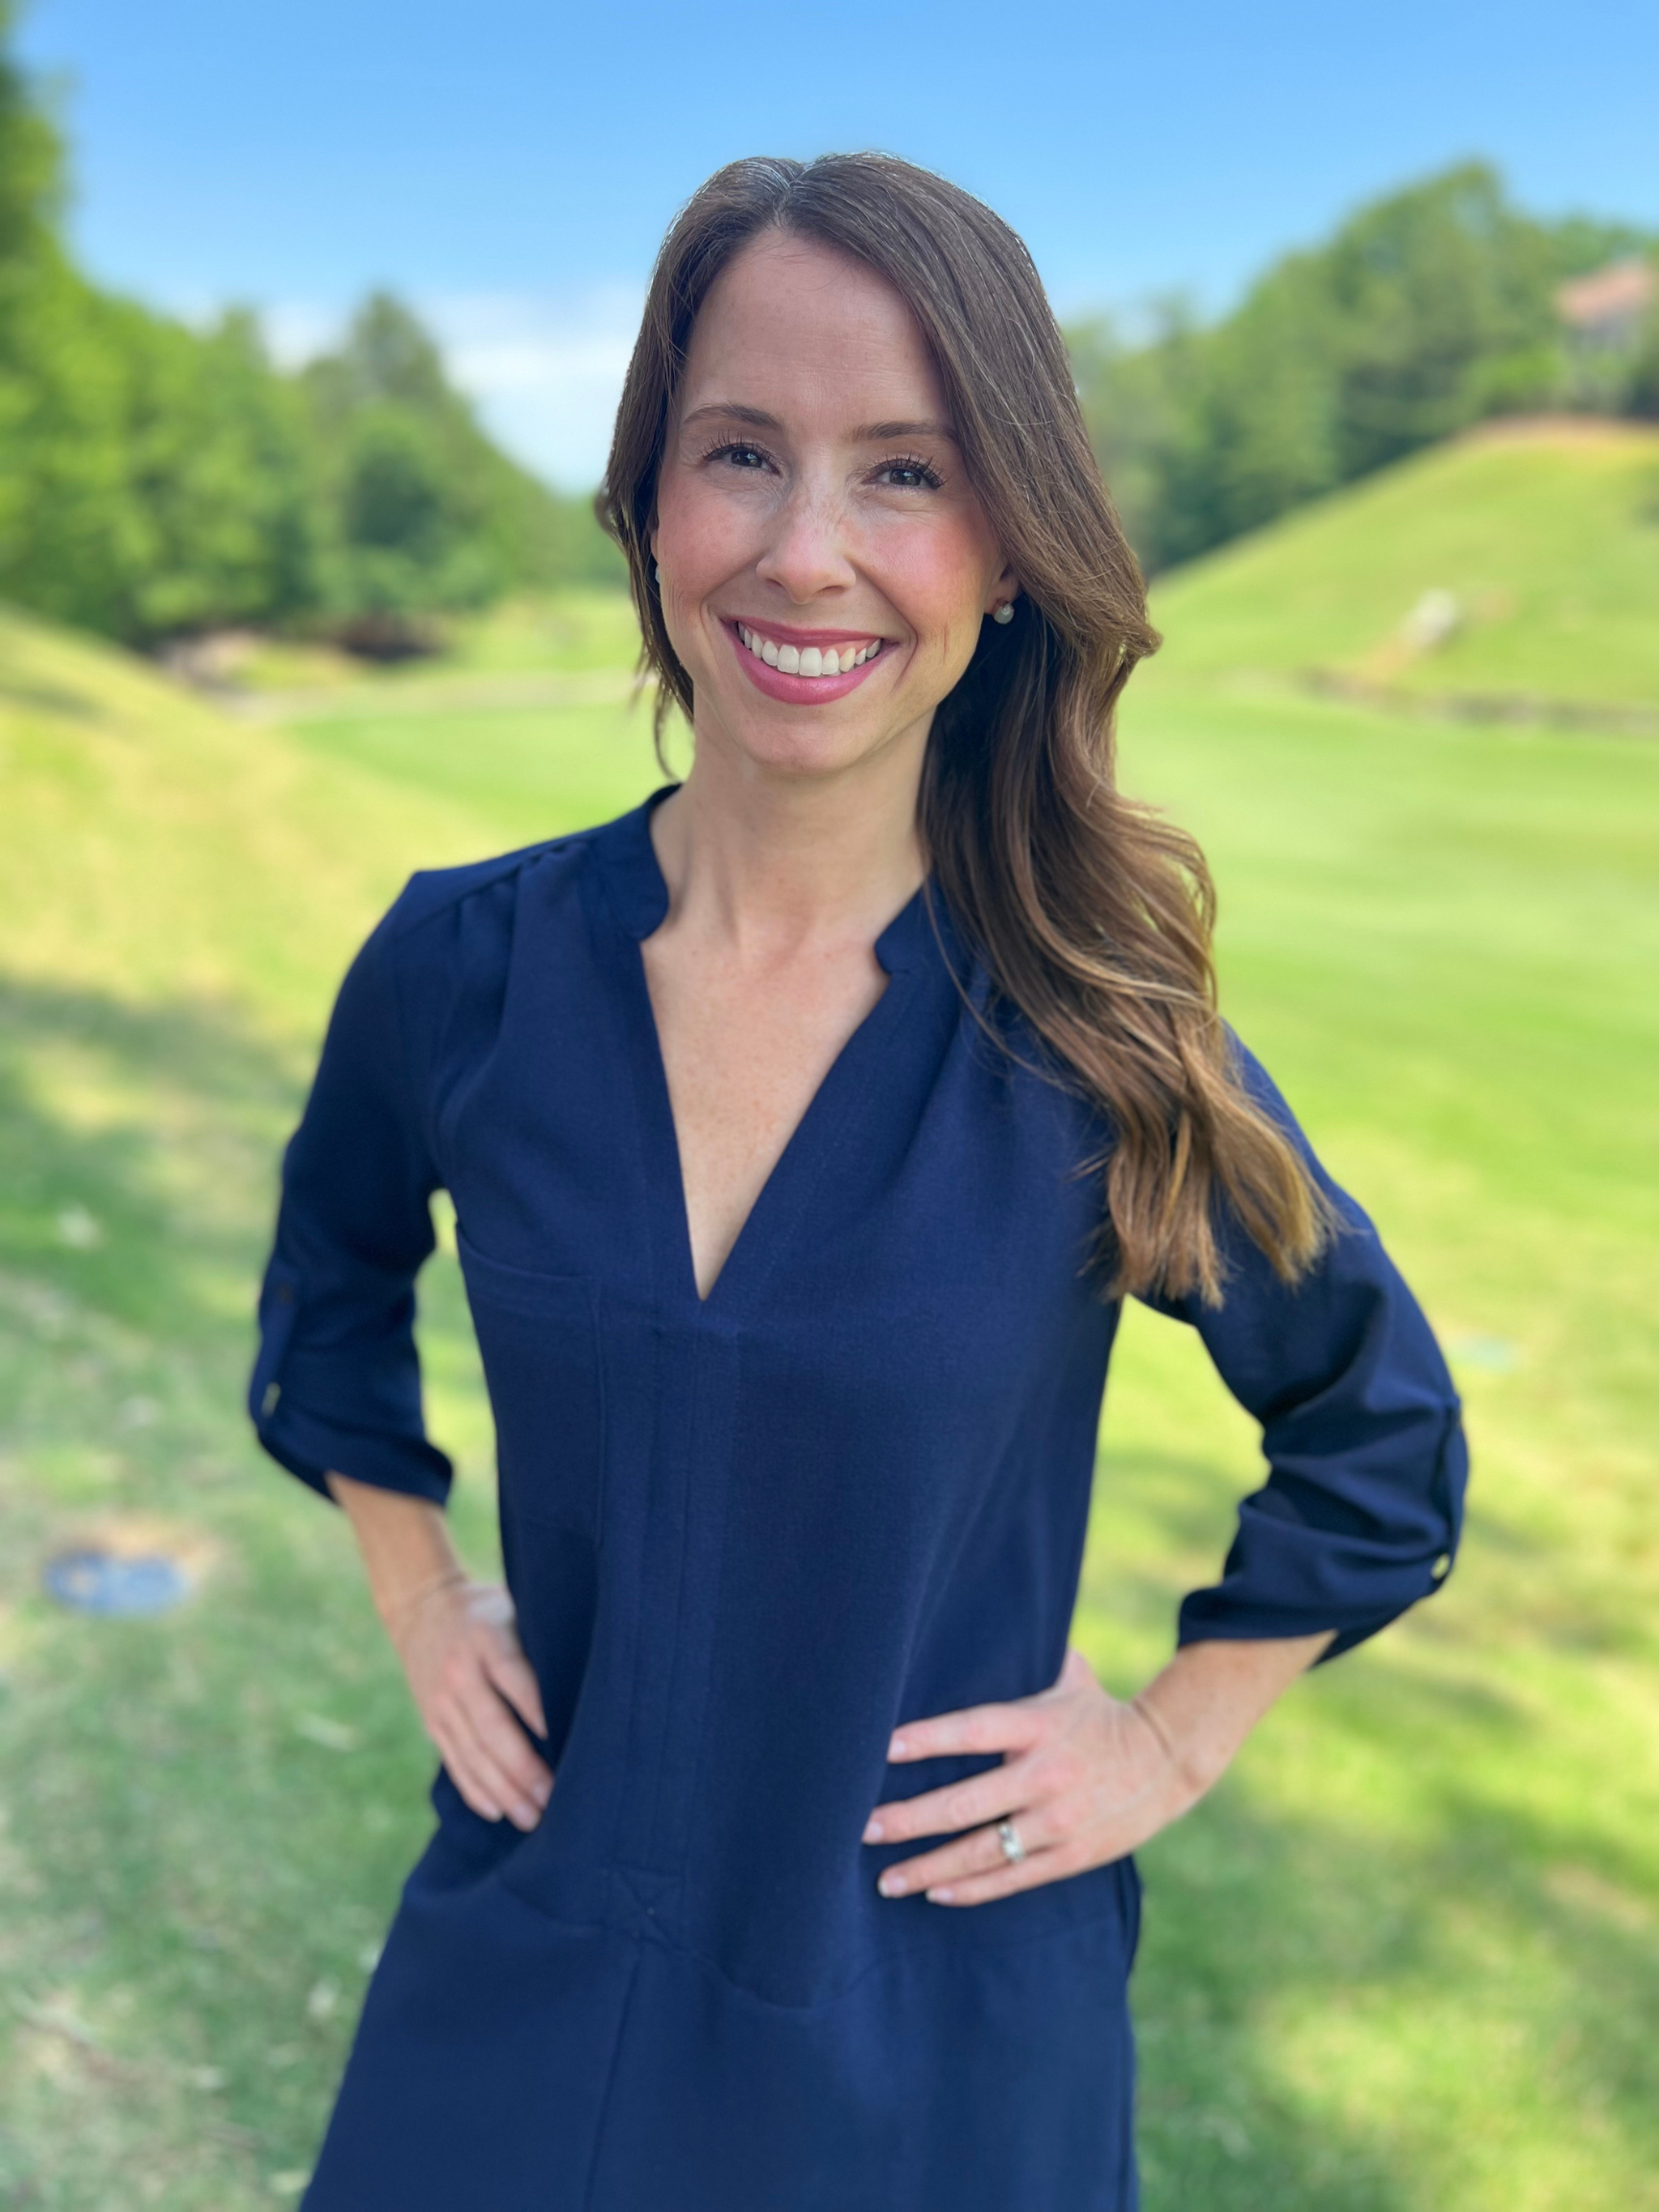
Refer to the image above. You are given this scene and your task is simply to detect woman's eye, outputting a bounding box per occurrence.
[875,459,942,491]
[714,444,769,470]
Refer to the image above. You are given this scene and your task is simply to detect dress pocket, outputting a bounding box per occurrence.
[455,1227,606,1543]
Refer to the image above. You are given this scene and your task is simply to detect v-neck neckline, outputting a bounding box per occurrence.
[593,786,932,1314]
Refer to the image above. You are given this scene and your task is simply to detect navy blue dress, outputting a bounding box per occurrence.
[249,787,1466,2211]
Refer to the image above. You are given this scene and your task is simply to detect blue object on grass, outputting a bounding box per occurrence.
[1446,1334,1519,1373]
[43,1549,190,1616]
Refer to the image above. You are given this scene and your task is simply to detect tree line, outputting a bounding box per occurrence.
[1065,163,1659,573]
[0,6,620,653]
[3,8,1656,644]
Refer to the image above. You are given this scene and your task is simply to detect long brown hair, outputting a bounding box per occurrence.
[597,153,1331,1306]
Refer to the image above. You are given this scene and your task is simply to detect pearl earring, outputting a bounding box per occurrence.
[653,563,661,583]
[992,600,1015,625]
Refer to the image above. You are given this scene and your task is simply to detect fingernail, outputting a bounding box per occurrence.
[926,1887,954,1904]
[480,1801,501,1821]
[888,1734,908,1759]
[878,1872,905,1897]
[514,1801,537,1827]
[862,1817,884,1842]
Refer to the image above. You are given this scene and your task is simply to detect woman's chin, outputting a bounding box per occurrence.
[698,694,911,783]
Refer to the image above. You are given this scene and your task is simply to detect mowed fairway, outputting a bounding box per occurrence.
[0,479,1655,2206]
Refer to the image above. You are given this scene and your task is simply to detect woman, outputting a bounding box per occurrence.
[250,153,1466,2211]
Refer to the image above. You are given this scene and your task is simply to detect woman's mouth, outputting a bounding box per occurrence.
[724,619,891,703]
[736,623,882,677]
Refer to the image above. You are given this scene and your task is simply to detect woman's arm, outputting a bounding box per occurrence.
[863,1632,1332,1904]
[1152,1041,1468,1660]
[248,889,553,1831]
[867,1043,1462,1906]
[1137,1627,1336,1795]
[327,1472,553,1833]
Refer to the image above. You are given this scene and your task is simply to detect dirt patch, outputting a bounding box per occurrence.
[1456,413,1659,453]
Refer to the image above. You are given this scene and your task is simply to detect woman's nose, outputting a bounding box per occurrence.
[756,485,857,604]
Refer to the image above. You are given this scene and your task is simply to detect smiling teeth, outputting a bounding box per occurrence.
[737,625,880,678]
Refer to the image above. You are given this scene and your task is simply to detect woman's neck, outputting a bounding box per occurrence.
[648,731,927,960]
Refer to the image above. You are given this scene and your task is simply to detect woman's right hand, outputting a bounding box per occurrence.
[386,1575,554,1832]
[324,1473,554,1832]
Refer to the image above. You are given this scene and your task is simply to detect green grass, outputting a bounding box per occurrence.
[0,466,1655,2208]
[1148,417,1659,709]
[1088,679,1658,2208]
[231,588,643,696]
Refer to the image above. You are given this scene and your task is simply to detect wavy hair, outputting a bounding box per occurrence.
[597,152,1332,1305]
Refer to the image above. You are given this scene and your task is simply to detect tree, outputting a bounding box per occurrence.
[302,293,619,650]
[0,14,323,638]
[0,0,57,262]
[1627,296,1659,421]
[0,6,621,651]
[1321,166,1558,477]
[1067,164,1659,573]
[0,267,325,639]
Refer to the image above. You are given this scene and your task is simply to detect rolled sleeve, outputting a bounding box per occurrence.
[248,898,453,1508]
[1142,1040,1469,1661]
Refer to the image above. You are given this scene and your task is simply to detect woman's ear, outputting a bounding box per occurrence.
[985,559,1019,617]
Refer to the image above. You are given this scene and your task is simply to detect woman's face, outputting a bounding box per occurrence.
[652,230,1015,783]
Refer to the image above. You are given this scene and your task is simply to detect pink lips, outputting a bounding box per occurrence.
[724,620,889,706]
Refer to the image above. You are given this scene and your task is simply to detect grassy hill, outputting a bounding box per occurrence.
[0,522,1656,2210]
[1145,418,1659,716]
[0,592,661,1026]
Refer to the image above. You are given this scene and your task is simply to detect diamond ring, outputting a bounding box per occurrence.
[996,1818,1026,1865]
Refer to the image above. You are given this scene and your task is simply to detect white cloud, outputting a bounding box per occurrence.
[260,282,645,492]
[261,298,350,370]
[431,285,643,491]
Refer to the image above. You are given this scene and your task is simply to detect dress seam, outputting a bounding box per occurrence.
[576,1939,641,2212]
[490,1880,1131,2018]
[640,1327,709,1862]
[624,1898,1131,2015]
[381,832,579,950]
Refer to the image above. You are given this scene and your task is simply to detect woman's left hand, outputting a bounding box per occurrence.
[861,1630,1332,1905]
[860,1645,1194,1906]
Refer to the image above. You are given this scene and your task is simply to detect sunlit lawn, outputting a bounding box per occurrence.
[1148,420,1659,709]
[0,589,1654,2206]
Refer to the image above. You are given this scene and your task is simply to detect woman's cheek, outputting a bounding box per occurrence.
[912,593,988,685]
[883,532,994,651]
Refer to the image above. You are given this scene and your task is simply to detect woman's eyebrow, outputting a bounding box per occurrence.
[855,419,957,443]
[679,402,957,443]
[681,402,781,432]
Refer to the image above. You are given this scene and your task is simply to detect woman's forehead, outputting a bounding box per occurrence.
[678,233,949,429]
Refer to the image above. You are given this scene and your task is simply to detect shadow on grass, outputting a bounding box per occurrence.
[1132,1775,1659,2209]
[0,974,304,1344]
[0,673,108,720]
[1092,1448,1659,2210]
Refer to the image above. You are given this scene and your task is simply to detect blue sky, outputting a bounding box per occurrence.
[17,0,1659,487]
